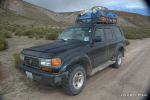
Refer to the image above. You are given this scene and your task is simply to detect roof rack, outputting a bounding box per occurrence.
[76,6,118,25]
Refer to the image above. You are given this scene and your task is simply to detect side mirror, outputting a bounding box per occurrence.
[93,36,102,42]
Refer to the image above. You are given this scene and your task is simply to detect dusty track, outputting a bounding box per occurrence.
[0,37,150,100]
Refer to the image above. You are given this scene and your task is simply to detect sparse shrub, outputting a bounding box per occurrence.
[27,35,33,38]
[13,53,21,69]
[3,31,12,38]
[35,35,40,40]
[0,38,8,51]
[0,30,12,38]
[6,24,64,40]
[45,33,59,40]
[15,28,23,36]
[123,28,150,39]
[125,40,130,46]
[39,35,44,39]
[23,29,34,36]
[35,35,44,39]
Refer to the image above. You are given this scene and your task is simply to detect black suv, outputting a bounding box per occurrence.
[20,24,126,95]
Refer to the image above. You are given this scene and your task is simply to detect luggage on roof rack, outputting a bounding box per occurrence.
[91,6,108,11]
[76,6,118,24]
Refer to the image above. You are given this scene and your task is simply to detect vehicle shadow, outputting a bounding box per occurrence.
[23,77,66,95]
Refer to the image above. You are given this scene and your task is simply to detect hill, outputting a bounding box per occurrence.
[0,0,76,26]
[0,0,150,28]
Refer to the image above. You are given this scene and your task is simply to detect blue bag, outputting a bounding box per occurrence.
[76,6,118,24]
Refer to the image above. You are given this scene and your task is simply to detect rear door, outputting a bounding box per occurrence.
[104,28,116,60]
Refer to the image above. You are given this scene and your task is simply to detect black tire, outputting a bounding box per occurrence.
[113,51,123,68]
[62,64,86,96]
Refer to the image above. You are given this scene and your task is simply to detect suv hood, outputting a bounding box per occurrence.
[25,41,85,54]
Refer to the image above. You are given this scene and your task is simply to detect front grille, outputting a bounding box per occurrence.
[24,56,40,69]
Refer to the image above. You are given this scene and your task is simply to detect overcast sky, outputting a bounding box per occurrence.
[23,0,149,15]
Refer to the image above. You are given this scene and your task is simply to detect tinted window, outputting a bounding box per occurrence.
[95,28,105,42]
[104,29,113,41]
[113,27,122,38]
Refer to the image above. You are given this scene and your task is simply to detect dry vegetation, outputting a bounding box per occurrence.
[123,27,150,39]
[1,22,150,51]
[0,38,8,51]
[0,22,64,51]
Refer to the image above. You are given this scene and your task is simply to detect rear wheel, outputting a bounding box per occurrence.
[113,51,123,68]
[62,65,86,96]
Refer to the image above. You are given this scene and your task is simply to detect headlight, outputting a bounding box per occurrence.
[40,58,51,67]
[40,58,61,68]
[20,54,25,60]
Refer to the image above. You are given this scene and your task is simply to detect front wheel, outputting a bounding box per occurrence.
[62,65,86,96]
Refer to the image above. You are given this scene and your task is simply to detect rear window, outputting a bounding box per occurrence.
[104,29,113,41]
[95,28,105,42]
[113,27,122,39]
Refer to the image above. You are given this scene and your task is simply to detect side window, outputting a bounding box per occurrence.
[95,28,105,42]
[104,29,113,41]
[113,27,122,39]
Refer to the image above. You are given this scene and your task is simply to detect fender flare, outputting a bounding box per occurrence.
[60,53,92,76]
[114,43,125,57]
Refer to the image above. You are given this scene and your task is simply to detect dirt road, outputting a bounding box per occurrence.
[0,37,150,100]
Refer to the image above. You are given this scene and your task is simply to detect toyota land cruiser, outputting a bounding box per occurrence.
[20,24,126,95]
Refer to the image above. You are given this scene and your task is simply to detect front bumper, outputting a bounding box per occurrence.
[20,64,68,86]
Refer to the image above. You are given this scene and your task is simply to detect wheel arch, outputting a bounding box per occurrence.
[118,46,125,57]
[61,56,92,76]
[115,43,125,57]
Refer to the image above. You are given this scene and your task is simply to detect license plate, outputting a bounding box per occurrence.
[25,71,33,79]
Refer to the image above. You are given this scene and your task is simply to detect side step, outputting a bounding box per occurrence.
[90,61,115,76]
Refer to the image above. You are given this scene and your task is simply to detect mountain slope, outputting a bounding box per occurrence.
[114,11,150,28]
[0,0,150,28]
[0,0,73,26]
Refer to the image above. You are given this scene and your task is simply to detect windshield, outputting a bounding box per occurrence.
[58,27,92,42]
